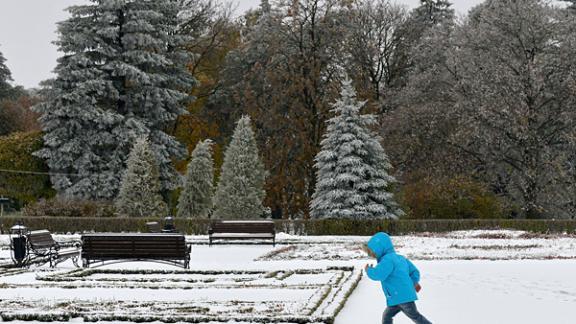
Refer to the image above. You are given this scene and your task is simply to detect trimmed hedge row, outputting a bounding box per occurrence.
[1,217,575,235]
[280,219,576,235]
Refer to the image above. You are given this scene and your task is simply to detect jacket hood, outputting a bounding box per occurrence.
[367,232,395,260]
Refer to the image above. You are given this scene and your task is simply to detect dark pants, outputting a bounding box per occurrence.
[382,302,432,324]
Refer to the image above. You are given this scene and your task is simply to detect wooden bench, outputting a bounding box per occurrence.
[27,230,81,267]
[208,221,276,246]
[146,221,161,233]
[81,233,191,268]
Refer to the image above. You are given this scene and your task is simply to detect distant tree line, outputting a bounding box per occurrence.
[198,0,576,219]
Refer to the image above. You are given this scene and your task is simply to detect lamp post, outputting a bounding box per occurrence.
[163,216,176,233]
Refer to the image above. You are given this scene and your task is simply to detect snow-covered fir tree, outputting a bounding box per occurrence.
[33,0,195,200]
[115,137,167,217]
[177,139,215,218]
[213,116,267,219]
[310,80,403,220]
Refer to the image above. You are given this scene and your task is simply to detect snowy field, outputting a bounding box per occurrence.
[0,230,575,323]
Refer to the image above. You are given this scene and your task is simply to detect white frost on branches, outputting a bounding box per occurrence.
[177,139,215,218]
[213,116,267,219]
[115,137,167,217]
[310,80,403,220]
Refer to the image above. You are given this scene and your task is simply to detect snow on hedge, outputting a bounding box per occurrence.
[0,264,361,323]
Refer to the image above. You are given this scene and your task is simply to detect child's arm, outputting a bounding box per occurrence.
[366,257,393,281]
[406,259,420,284]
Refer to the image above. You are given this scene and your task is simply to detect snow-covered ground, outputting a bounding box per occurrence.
[0,230,575,323]
[337,260,576,324]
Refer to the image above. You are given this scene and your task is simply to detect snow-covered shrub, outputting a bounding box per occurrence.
[213,116,267,219]
[177,139,215,218]
[115,138,167,217]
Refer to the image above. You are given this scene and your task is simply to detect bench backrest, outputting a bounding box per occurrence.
[81,234,188,258]
[28,230,56,249]
[210,221,275,234]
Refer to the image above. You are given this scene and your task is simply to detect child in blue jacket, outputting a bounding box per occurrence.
[364,232,432,324]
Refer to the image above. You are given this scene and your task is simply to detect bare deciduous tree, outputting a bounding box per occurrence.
[398,0,576,218]
[342,0,408,105]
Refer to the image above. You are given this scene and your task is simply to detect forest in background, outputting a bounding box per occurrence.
[1,0,576,220]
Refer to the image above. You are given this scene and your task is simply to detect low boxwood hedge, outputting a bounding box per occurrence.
[1,217,575,235]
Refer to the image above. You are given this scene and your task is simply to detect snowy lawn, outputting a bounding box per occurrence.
[0,230,575,323]
[0,243,360,323]
[337,260,576,324]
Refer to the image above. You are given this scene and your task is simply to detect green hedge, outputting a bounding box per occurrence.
[1,217,575,235]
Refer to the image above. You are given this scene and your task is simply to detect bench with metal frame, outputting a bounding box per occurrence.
[81,233,191,268]
[208,221,276,246]
[146,219,177,233]
[146,221,162,233]
[27,230,81,267]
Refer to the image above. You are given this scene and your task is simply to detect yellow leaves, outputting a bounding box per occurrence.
[0,131,55,204]
[172,21,241,176]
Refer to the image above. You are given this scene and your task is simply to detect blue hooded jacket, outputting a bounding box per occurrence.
[366,232,420,306]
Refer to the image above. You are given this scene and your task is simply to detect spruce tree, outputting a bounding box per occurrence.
[177,139,215,218]
[310,80,403,220]
[115,137,167,217]
[213,116,267,219]
[413,0,455,26]
[34,0,195,200]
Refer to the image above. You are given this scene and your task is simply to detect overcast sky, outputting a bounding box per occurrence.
[0,0,483,89]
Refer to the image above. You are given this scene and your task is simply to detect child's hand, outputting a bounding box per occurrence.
[415,283,422,293]
[364,264,372,271]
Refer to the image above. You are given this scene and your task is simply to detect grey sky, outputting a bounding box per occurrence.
[0,0,483,89]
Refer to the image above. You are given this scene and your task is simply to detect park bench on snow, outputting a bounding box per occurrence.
[146,221,162,233]
[146,217,177,233]
[208,220,276,246]
[26,230,81,267]
[81,233,191,268]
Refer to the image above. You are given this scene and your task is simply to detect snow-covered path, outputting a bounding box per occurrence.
[336,260,576,324]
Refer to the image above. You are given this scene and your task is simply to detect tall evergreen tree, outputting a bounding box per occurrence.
[34,0,195,200]
[342,0,409,106]
[310,80,402,220]
[213,116,267,219]
[0,48,12,99]
[177,139,214,218]
[115,137,167,217]
[413,0,454,26]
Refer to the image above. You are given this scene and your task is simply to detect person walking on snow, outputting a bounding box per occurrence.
[364,232,432,324]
